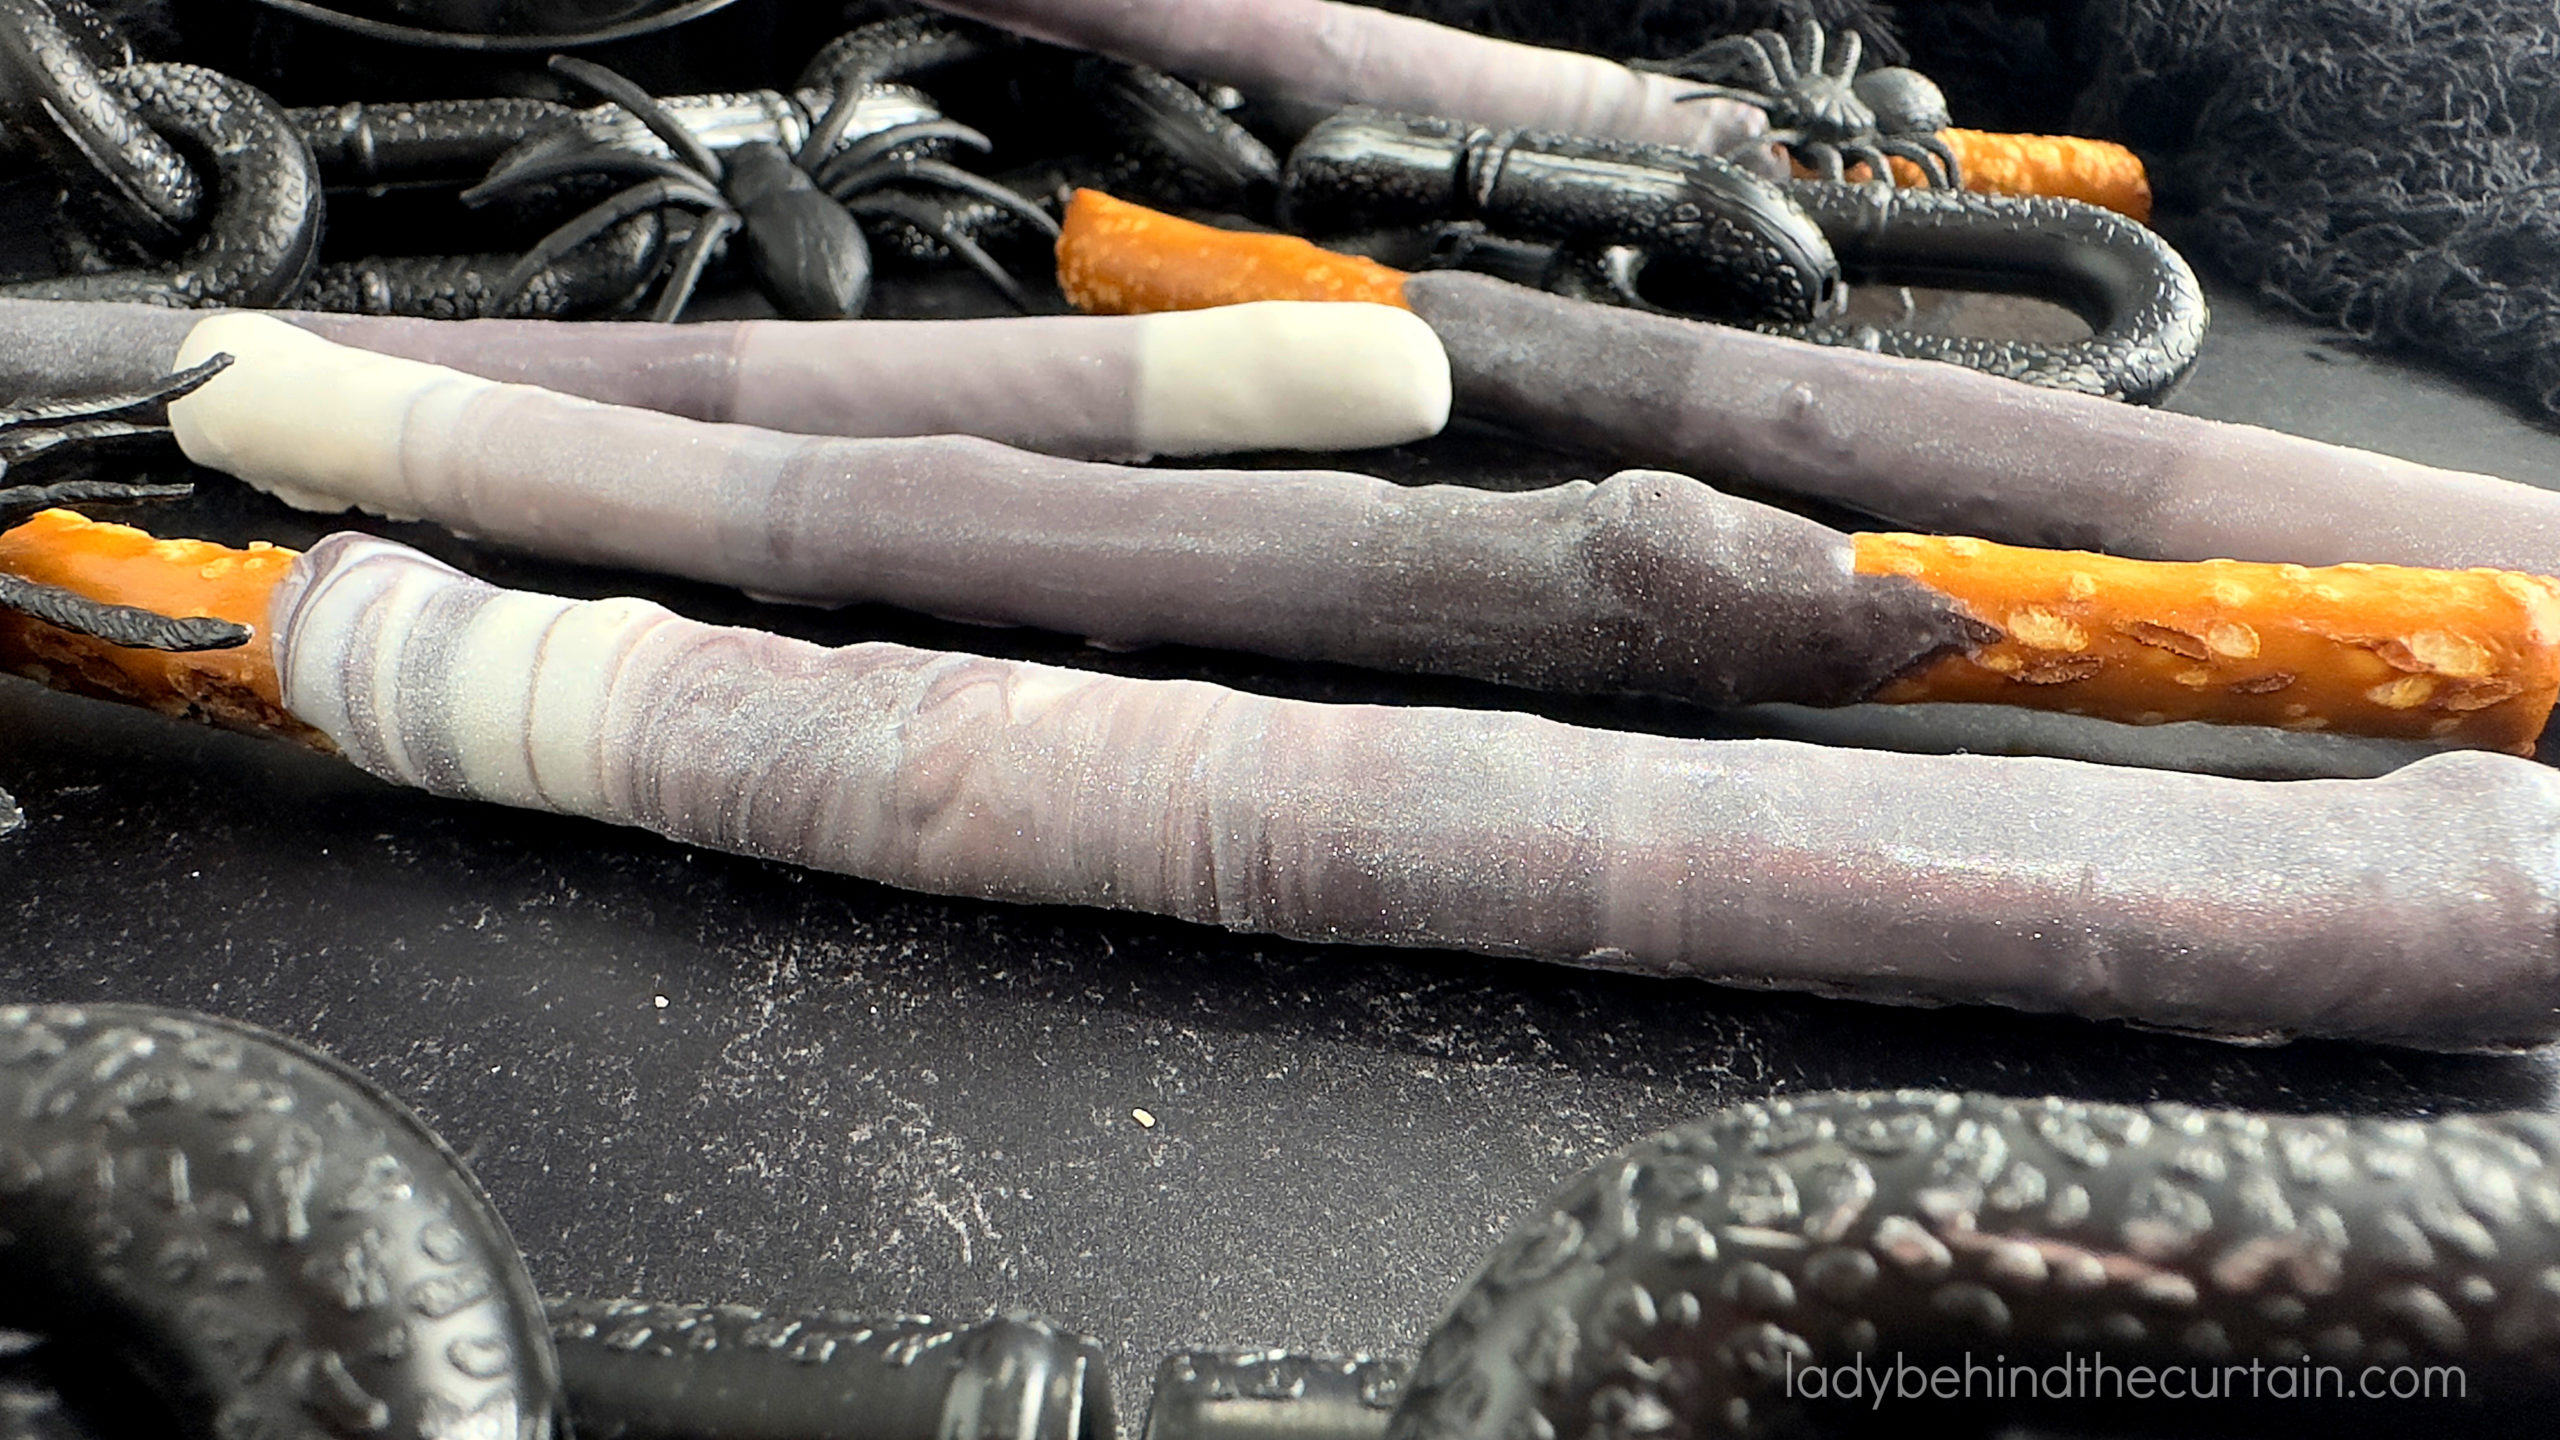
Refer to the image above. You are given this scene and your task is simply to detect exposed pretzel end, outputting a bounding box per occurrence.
[1859,532,2560,750]
[0,508,319,743]
[1055,188,1413,314]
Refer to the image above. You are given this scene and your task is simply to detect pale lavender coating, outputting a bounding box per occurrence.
[318,380,1982,709]
[1407,272,2560,572]
[272,533,2560,1051]
[0,298,1157,460]
[919,0,1777,169]
[285,312,1154,459]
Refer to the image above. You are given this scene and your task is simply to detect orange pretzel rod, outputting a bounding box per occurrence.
[1816,131,2154,222]
[1859,534,2560,751]
[0,509,308,739]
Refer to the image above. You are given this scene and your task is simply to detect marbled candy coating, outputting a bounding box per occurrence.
[1397,1091,2560,1437]
[0,299,1447,460]
[269,534,2560,1050]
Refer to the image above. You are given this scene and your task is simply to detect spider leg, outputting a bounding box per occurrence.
[1754,26,1801,87]
[492,177,726,304]
[845,190,1033,311]
[0,480,194,534]
[824,158,1060,239]
[0,572,249,652]
[0,356,233,484]
[1840,141,1893,185]
[1653,34,1782,93]
[1828,28,1862,81]
[1803,141,1847,183]
[1673,84,1777,113]
[546,54,725,185]
[796,81,874,174]
[0,355,232,438]
[461,140,709,208]
[800,79,995,175]
[1724,32,1785,91]
[1909,132,1964,189]
[811,118,992,181]
[647,209,743,323]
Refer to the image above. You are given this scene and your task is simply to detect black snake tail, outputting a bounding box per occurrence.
[0,1004,1115,1439]
[1394,1091,2560,1438]
[1769,180,2209,404]
[0,1004,562,1440]
[547,1298,1115,1440]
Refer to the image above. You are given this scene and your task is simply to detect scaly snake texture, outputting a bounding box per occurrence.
[0,1003,559,1440]
[1395,1090,2560,1437]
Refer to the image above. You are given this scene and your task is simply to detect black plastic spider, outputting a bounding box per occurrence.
[463,53,1060,321]
[1645,17,1961,188]
[0,356,247,831]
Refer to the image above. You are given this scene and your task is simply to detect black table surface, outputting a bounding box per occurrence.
[6,272,2560,1428]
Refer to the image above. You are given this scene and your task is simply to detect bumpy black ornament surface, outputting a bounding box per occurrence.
[1393,1091,2560,1437]
[0,1003,562,1439]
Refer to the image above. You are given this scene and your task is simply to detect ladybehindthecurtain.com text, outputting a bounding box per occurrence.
[1783,1350,2467,1407]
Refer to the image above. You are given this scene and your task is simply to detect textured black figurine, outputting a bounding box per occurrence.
[0,0,322,308]
[1278,109,2203,401]
[1640,16,1960,186]
[0,1003,1116,1440]
[1150,1092,2560,1439]
[462,49,1058,319]
[7,1003,2557,1436]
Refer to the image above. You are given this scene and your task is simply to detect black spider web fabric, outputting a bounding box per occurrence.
[2068,0,2560,417]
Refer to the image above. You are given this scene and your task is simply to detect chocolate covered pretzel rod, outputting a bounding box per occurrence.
[152,314,2560,753]
[916,0,1773,164]
[0,297,1453,461]
[1047,196,2560,576]
[13,515,2559,1049]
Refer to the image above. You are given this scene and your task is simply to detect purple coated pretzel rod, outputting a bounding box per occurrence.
[162,313,1980,710]
[147,316,2560,760]
[0,297,1453,461]
[0,291,2450,556]
[1405,271,2560,573]
[914,0,1775,165]
[264,530,2560,1053]
[15,291,2560,577]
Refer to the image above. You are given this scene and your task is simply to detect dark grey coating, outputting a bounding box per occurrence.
[280,309,1154,458]
[1396,1090,2560,1436]
[0,297,197,399]
[0,1002,562,1440]
[1404,271,2560,572]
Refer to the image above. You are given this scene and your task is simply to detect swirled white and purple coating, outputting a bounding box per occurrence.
[271,533,2560,1051]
